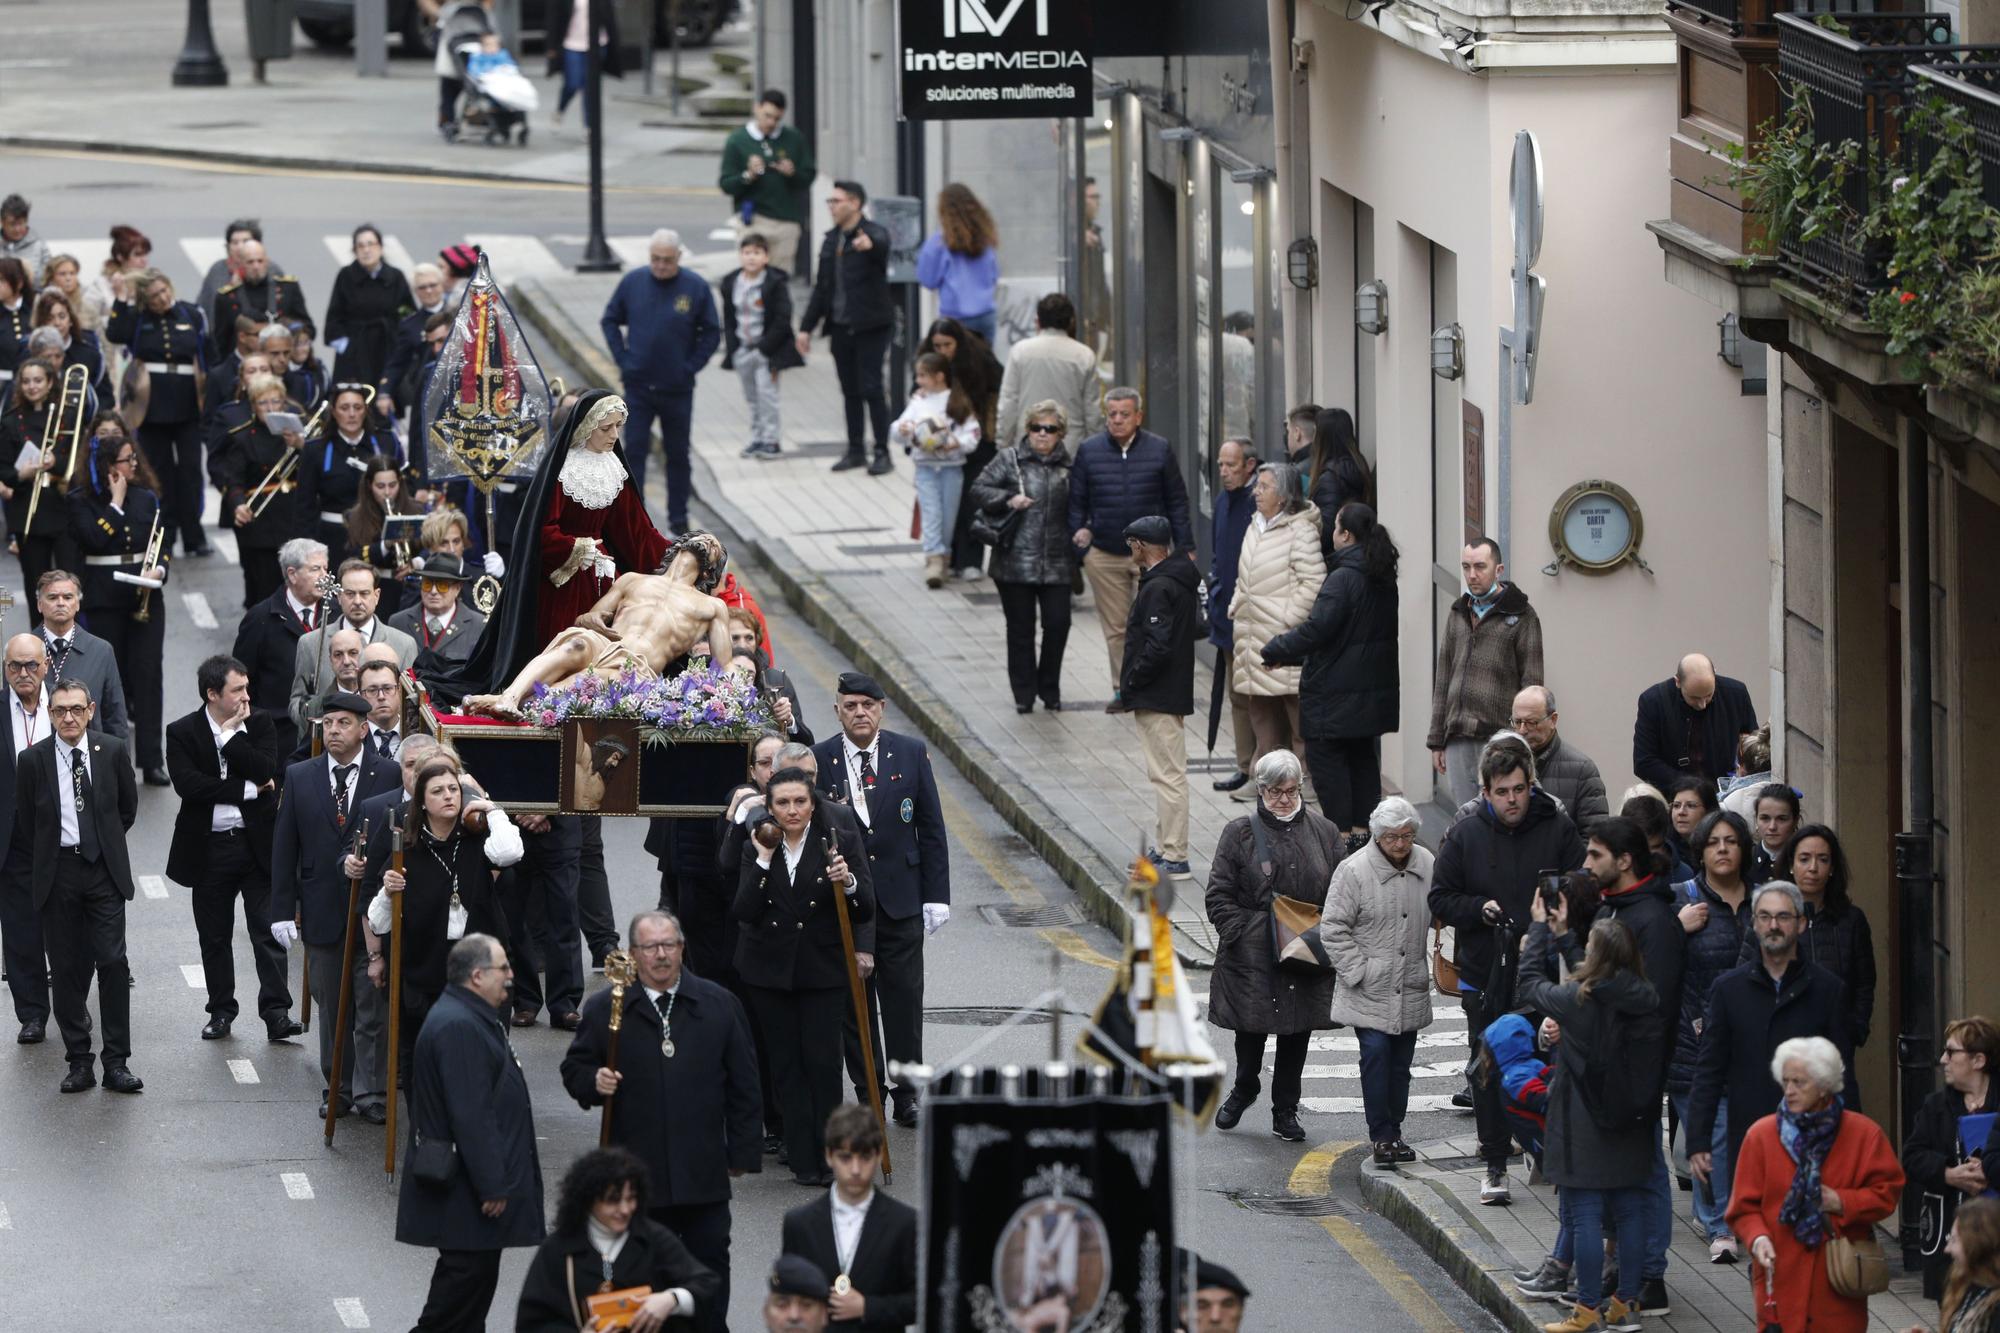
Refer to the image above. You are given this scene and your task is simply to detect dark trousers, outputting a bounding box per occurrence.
[506,825,584,1016]
[575,816,617,962]
[842,964,889,1106]
[827,323,891,455]
[190,830,293,1024]
[873,909,925,1082]
[1463,990,1513,1168]
[40,851,130,1066]
[437,75,464,125]
[0,868,49,1026]
[1230,1029,1309,1112]
[652,1200,733,1333]
[949,436,997,571]
[622,383,695,528]
[748,983,845,1179]
[995,581,1072,706]
[88,608,166,770]
[1355,1026,1419,1143]
[137,417,205,553]
[239,545,282,611]
[414,1247,502,1332]
[1306,735,1382,829]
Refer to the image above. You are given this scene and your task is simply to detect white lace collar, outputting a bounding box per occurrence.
[559,447,628,511]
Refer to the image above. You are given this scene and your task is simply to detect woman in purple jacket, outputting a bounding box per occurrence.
[916,184,1000,346]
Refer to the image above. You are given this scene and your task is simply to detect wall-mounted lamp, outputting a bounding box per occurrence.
[1286,238,1318,291]
[1355,280,1388,336]
[1431,323,1465,380]
[1717,313,1743,368]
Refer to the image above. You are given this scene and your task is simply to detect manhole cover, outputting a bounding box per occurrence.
[977,903,1083,928]
[926,1006,1056,1026]
[1227,1192,1358,1218]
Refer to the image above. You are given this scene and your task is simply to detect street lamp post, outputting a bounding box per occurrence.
[172,0,230,86]
[576,0,620,273]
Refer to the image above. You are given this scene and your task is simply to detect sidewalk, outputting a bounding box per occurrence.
[1355,1134,1938,1333]
[514,271,1258,964]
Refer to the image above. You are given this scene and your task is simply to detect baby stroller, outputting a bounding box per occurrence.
[446,33,538,146]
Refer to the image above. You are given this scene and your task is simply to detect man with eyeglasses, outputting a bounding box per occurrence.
[561,910,762,1323]
[1687,878,1856,1185]
[0,634,53,1043]
[357,660,406,763]
[1504,686,1606,833]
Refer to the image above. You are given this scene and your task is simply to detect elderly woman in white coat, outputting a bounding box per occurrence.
[1320,796,1435,1167]
[1227,461,1327,770]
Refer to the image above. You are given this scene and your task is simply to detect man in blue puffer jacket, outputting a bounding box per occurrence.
[1067,387,1193,709]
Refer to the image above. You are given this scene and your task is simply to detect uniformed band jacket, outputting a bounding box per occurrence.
[297,427,406,524]
[214,415,308,550]
[730,816,876,992]
[210,274,310,361]
[0,400,67,537]
[68,484,166,615]
[104,299,208,425]
[0,295,27,375]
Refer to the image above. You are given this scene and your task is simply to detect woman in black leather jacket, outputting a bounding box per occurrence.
[967,399,1074,713]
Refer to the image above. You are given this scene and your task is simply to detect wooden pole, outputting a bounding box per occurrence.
[827,834,890,1180]
[324,819,369,1146]
[384,826,405,1177]
[599,950,636,1147]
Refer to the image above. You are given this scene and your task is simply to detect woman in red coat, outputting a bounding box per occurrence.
[1727,1035,1904,1333]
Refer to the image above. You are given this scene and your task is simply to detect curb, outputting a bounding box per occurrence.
[511,275,1203,965]
[1352,1163,1544,1333]
[2,134,583,189]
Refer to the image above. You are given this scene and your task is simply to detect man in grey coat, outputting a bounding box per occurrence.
[993,292,1104,451]
[288,560,416,732]
[36,572,130,744]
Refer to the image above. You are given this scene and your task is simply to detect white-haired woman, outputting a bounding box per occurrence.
[1320,797,1434,1166]
[1204,749,1343,1143]
[1226,460,1325,771]
[1727,1036,1904,1333]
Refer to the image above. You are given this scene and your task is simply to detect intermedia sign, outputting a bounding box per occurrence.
[899,0,1092,120]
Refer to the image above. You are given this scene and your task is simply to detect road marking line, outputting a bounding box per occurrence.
[1299,1094,1464,1114]
[180,237,227,276]
[281,1171,314,1199]
[1289,1141,1457,1333]
[179,964,204,989]
[0,1201,12,1229]
[182,591,218,629]
[706,226,739,242]
[228,1058,259,1084]
[1295,1062,1468,1082]
[48,237,113,275]
[323,233,417,275]
[932,781,1119,970]
[606,235,655,271]
[138,874,167,900]
[333,1297,371,1328]
[465,233,569,282]
[209,528,241,565]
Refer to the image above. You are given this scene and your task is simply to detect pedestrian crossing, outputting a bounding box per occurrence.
[1195,990,1475,1118]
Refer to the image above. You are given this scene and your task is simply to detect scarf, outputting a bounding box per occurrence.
[1468,583,1502,621]
[1776,1094,1844,1248]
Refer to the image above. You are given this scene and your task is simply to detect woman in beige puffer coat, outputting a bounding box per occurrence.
[1227,461,1327,769]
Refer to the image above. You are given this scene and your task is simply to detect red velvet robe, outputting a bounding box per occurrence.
[536,482,668,646]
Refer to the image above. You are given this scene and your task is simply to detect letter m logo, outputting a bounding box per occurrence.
[943,0,1049,38]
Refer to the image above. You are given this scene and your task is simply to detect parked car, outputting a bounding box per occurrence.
[295,0,739,54]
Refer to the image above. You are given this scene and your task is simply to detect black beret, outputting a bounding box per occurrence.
[834,671,885,701]
[322,690,371,719]
[767,1253,829,1302]
[1195,1256,1250,1299]
[1122,515,1172,547]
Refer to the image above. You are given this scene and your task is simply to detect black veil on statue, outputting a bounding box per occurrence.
[451,388,643,699]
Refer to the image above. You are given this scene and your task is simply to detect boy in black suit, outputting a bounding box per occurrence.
[779,1104,917,1329]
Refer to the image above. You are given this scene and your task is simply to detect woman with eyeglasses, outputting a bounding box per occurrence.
[1,355,76,601]
[67,413,170,781]
[1904,1017,2000,1301]
[967,398,1075,712]
[1204,749,1343,1145]
[301,384,406,559]
[214,372,308,608]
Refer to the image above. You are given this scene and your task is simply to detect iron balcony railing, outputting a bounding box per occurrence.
[1665,0,1865,42]
[1912,62,2000,212]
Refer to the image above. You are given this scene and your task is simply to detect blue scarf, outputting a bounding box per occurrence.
[1776,1095,1844,1248]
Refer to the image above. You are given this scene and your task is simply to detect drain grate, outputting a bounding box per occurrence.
[926,1006,1056,1026]
[978,903,1083,928]
[1228,1192,1358,1218]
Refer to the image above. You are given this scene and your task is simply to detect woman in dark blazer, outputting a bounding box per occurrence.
[733,766,874,1186]
[1908,1017,2000,1301]
[324,224,414,393]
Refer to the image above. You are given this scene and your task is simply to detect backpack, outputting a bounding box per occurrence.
[1575,1003,1663,1134]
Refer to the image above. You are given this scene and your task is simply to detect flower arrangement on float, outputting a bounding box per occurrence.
[524,661,770,743]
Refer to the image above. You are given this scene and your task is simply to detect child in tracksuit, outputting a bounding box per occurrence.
[719,233,803,462]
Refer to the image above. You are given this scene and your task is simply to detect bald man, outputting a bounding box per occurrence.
[1632,652,1759,792]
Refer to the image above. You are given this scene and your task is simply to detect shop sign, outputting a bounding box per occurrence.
[898,0,1092,120]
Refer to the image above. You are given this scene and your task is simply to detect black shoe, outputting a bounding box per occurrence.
[1039,694,1061,711]
[200,1018,232,1041]
[830,451,866,472]
[511,1008,537,1028]
[792,1170,832,1187]
[776,1141,790,1168]
[1214,1087,1255,1131]
[867,451,894,476]
[319,1096,352,1120]
[1103,697,1129,714]
[551,1011,582,1032]
[1635,1278,1670,1316]
[184,545,217,558]
[142,767,171,788]
[266,1017,304,1042]
[1015,701,1034,714]
[1271,1107,1306,1142]
[1450,1089,1475,1110]
[1391,1140,1417,1162]
[102,1066,143,1094]
[763,1133,784,1156]
[1373,1141,1398,1167]
[60,1063,96,1093]
[892,1095,919,1128]
[357,1102,388,1125]
[1213,772,1250,792]
[17,1019,45,1044]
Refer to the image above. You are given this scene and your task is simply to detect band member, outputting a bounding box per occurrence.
[812,673,949,1127]
[14,678,142,1094]
[69,417,170,784]
[387,552,486,705]
[210,241,309,361]
[342,456,423,620]
[1,356,74,606]
[165,654,301,1042]
[560,910,763,1327]
[104,269,213,558]
[268,690,399,1120]
[231,537,328,763]
[215,373,310,608]
[1,634,52,1044]
[780,1104,919,1330]
[301,384,406,558]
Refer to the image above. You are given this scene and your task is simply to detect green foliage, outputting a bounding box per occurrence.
[1725,86,1861,264]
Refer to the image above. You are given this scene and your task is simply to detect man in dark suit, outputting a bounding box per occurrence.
[269,690,399,1119]
[1632,651,1760,793]
[37,570,131,743]
[780,1104,918,1329]
[386,552,487,705]
[14,677,141,1093]
[0,633,52,1043]
[165,653,302,1043]
[231,537,330,761]
[561,909,762,1331]
[812,672,949,1127]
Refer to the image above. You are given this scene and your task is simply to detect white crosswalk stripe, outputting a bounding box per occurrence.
[1206,986,1477,1119]
[280,1171,314,1199]
[181,591,219,630]
[227,1059,259,1084]
[322,233,418,275]
[179,237,227,281]
[179,964,205,989]
[333,1297,371,1329]
[606,235,654,272]
[208,529,240,565]
[46,238,112,278]
[138,874,167,900]
[465,233,568,283]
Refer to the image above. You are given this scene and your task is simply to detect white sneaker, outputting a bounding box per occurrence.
[1709,1235,1739,1264]
[1480,1168,1511,1206]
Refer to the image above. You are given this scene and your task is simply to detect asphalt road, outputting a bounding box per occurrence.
[0,154,1502,1332]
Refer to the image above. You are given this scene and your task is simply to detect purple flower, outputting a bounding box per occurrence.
[537,709,558,728]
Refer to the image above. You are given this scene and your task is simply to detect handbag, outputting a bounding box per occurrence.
[1430,919,1460,996]
[564,1255,654,1331]
[969,501,1025,551]
[409,1128,458,1187]
[1824,1230,1890,1299]
[1249,812,1333,978]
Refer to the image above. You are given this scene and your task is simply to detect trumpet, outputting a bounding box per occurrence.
[246,385,376,520]
[132,509,167,623]
[23,363,90,533]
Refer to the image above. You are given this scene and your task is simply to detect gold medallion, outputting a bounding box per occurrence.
[832,1275,851,1296]
[661,1036,676,1059]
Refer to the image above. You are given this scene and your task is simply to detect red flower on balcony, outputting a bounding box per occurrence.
[1900,291,1917,304]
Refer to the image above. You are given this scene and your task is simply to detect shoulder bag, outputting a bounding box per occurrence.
[1252,814,1333,979]
[565,1254,654,1331]
[969,501,1024,551]
[409,1128,457,1187]
[1430,920,1460,997]
[1824,1230,1890,1299]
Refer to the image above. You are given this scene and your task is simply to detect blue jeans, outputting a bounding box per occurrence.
[1355,1027,1418,1143]
[1562,1185,1648,1309]
[913,465,963,556]
[559,49,591,123]
[1670,1091,1733,1240]
[955,310,997,345]
[1642,1121,1672,1281]
[621,382,695,528]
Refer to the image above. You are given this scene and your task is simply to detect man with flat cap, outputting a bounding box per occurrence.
[812,671,949,1128]
[764,1255,831,1333]
[1186,1256,1251,1332]
[269,688,400,1119]
[1121,515,1200,878]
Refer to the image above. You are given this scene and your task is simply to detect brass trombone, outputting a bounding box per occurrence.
[23,363,90,533]
[245,384,377,520]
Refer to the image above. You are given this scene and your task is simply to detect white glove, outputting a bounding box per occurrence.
[329,336,351,355]
[365,889,392,937]
[482,808,524,867]
[270,919,299,949]
[922,903,951,936]
[482,550,505,578]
